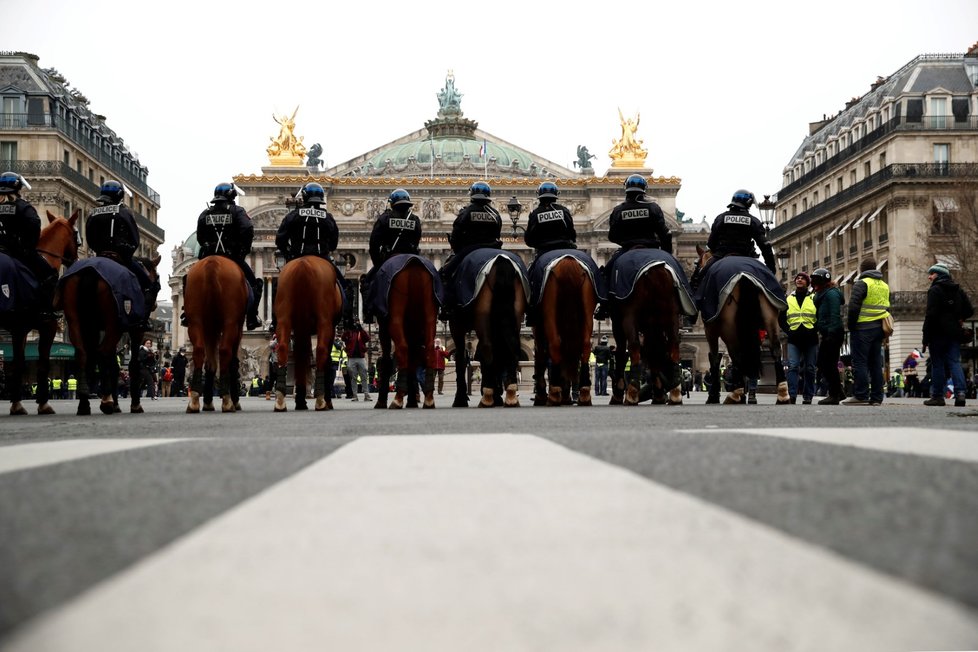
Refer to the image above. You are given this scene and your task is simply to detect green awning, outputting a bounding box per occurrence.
[0,342,76,361]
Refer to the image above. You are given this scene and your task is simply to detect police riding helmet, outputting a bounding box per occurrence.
[0,171,23,194]
[624,174,647,196]
[728,189,756,210]
[811,268,831,286]
[99,180,126,203]
[300,182,326,205]
[389,188,413,206]
[469,181,492,201]
[213,182,238,203]
[537,181,559,200]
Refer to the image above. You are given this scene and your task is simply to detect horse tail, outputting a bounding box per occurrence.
[490,259,520,372]
[736,278,762,380]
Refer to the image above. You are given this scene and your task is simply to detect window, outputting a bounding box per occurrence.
[850,170,856,186]
[837,177,843,193]
[813,191,819,204]
[0,141,16,163]
[802,198,808,211]
[932,210,956,234]
[864,162,871,179]
[879,152,886,170]
[824,183,831,199]
[63,149,70,166]
[792,203,797,217]
[934,143,949,174]
[878,210,888,242]
[930,97,947,129]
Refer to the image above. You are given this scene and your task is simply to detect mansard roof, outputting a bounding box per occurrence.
[785,51,977,167]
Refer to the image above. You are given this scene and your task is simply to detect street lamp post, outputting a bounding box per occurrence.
[777,248,790,282]
[758,194,776,234]
[506,196,524,237]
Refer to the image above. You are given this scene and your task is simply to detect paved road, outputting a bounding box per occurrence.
[1,393,977,651]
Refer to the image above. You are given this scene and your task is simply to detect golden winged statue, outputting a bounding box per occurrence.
[267,106,307,165]
[609,108,648,168]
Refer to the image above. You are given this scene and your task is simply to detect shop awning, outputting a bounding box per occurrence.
[850,210,872,230]
[833,274,845,286]
[836,216,858,236]
[876,258,888,271]
[0,342,76,361]
[842,270,858,285]
[825,224,842,241]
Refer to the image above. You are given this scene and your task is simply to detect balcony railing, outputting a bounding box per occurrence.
[779,114,978,198]
[0,112,160,205]
[771,163,978,239]
[0,160,164,241]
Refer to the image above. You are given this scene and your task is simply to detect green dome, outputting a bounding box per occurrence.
[182,232,200,257]
[364,138,533,174]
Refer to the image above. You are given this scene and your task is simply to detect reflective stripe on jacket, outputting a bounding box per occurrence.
[857,278,890,323]
[786,294,817,331]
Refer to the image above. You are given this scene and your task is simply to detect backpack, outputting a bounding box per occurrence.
[957,286,974,321]
[163,367,173,382]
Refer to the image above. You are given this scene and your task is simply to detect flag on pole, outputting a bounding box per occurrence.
[479,139,487,159]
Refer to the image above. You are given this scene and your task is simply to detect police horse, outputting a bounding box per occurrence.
[693,245,790,404]
[448,250,528,408]
[1,210,79,415]
[184,256,250,413]
[371,255,442,409]
[273,256,344,411]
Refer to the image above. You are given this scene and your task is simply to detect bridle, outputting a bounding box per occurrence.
[37,223,80,268]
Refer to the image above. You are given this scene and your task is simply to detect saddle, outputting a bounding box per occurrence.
[369,254,444,319]
[0,252,39,313]
[693,256,787,323]
[608,249,697,316]
[58,257,146,328]
[529,249,607,306]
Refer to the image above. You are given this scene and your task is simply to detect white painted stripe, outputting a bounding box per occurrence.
[7,435,977,651]
[680,427,978,463]
[0,439,187,475]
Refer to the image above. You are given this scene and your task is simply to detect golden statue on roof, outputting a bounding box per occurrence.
[609,108,648,168]
[267,106,308,166]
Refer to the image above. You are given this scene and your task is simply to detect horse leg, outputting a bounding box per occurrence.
[314,322,333,411]
[449,319,469,408]
[532,325,548,406]
[503,282,526,408]
[35,321,56,415]
[187,367,203,413]
[230,355,242,411]
[760,307,791,405]
[202,370,217,411]
[389,313,411,410]
[706,337,722,405]
[609,313,627,405]
[274,322,290,412]
[293,336,311,411]
[7,328,28,415]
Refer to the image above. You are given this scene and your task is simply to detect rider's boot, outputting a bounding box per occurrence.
[35,275,59,322]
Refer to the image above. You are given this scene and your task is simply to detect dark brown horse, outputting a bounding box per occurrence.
[1,210,79,415]
[183,256,249,413]
[695,245,790,404]
[449,255,527,408]
[60,254,161,415]
[609,264,687,405]
[374,256,439,409]
[273,256,343,411]
[532,257,598,406]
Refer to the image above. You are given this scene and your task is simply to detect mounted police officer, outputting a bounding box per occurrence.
[86,180,158,327]
[524,181,576,326]
[595,174,671,318]
[0,172,58,318]
[438,181,503,320]
[360,188,421,324]
[697,189,776,285]
[275,182,351,324]
[196,182,262,330]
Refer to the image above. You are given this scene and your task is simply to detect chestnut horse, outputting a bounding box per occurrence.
[273,256,343,411]
[183,256,249,413]
[608,254,695,406]
[60,254,161,415]
[448,253,527,408]
[1,210,79,415]
[374,255,439,409]
[532,257,598,406]
[694,245,790,404]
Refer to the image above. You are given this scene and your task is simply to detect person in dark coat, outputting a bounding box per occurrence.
[922,264,973,407]
[810,267,846,404]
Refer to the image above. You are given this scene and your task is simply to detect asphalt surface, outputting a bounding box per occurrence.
[1,392,976,650]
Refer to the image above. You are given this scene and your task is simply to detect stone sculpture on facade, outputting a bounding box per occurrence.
[574,145,596,170]
[306,143,324,168]
[437,70,463,117]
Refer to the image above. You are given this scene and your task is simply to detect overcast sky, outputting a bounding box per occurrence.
[8,0,978,293]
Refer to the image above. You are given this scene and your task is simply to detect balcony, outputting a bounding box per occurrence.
[879,233,889,244]
[779,114,978,198]
[863,239,873,248]
[0,160,164,241]
[772,163,978,239]
[0,112,159,205]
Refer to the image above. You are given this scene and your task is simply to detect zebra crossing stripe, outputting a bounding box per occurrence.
[6,434,977,651]
[0,439,188,475]
[679,427,978,463]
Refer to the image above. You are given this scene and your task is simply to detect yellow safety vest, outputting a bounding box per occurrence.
[52,378,63,390]
[857,277,890,323]
[786,294,817,331]
[67,378,77,390]
[251,377,260,388]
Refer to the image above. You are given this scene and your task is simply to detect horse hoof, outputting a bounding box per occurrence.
[222,403,235,413]
[186,406,200,414]
[99,401,115,415]
[388,400,403,410]
[295,403,308,411]
[37,403,55,415]
[578,388,592,406]
[706,396,720,405]
[547,387,562,406]
[504,384,520,407]
[10,403,27,416]
[273,405,288,413]
[77,404,91,416]
[203,402,215,412]
[374,400,387,410]
[130,405,144,414]
[423,399,435,409]
[776,399,792,405]
[533,394,547,406]
[609,394,624,406]
[452,395,469,407]
[234,402,242,412]
[722,397,742,405]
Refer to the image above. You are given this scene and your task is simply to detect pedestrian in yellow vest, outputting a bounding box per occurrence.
[52,377,63,399]
[785,272,818,404]
[67,375,77,399]
[844,257,890,405]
